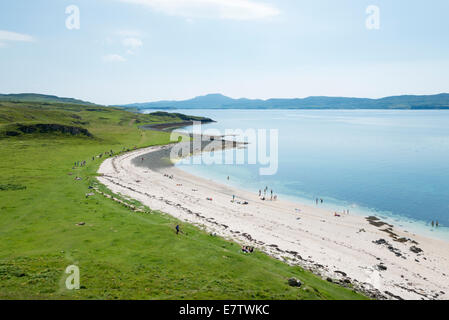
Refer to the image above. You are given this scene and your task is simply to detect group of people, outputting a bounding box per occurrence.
[74,160,86,167]
[75,150,115,169]
[315,198,324,205]
[241,246,254,254]
[122,146,137,153]
[231,195,248,205]
[334,210,350,217]
[431,220,440,228]
[258,187,277,201]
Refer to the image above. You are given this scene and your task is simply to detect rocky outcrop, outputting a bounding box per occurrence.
[16,123,92,137]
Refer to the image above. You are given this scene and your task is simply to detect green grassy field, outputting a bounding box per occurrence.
[0,101,367,300]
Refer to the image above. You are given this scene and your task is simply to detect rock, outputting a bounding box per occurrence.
[335,270,347,277]
[396,237,408,243]
[410,246,423,254]
[17,123,92,137]
[5,131,20,137]
[376,264,387,271]
[384,291,403,300]
[326,277,333,283]
[373,239,388,245]
[288,278,302,287]
[76,222,85,226]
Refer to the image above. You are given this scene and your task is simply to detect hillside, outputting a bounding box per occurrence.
[120,93,449,110]
[0,93,97,106]
[0,101,366,300]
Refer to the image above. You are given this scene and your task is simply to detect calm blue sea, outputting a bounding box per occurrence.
[143,109,449,240]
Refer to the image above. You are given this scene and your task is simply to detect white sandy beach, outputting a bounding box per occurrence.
[98,144,449,300]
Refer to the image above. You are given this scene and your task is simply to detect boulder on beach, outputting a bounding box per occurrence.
[410,246,423,254]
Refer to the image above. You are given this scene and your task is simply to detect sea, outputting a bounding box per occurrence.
[142,109,449,241]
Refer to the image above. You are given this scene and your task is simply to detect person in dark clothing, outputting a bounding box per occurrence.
[176,225,180,235]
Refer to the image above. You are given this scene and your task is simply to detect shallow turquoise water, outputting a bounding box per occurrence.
[144,109,449,240]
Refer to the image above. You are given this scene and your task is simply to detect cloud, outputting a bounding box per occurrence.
[118,0,280,20]
[122,37,143,49]
[103,54,127,62]
[101,30,144,60]
[0,30,34,47]
[120,34,144,55]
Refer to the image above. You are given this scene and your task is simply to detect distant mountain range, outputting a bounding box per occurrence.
[0,93,96,106]
[2,92,449,110]
[120,93,449,110]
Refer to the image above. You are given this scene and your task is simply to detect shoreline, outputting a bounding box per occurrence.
[176,163,449,243]
[98,142,449,300]
[139,119,215,132]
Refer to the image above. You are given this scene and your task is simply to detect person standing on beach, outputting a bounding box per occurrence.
[432,221,435,227]
[259,190,261,197]
[436,221,439,227]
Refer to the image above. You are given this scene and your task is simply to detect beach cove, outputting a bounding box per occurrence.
[98,139,449,300]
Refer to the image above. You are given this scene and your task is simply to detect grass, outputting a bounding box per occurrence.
[0,101,368,300]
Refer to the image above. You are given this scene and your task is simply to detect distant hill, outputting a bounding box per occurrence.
[120,93,449,110]
[0,93,97,106]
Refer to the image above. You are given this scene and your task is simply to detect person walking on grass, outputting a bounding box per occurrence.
[176,225,180,235]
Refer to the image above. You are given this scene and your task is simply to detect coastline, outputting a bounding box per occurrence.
[98,142,449,300]
[177,162,449,243]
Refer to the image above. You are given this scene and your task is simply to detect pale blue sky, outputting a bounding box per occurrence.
[1,0,448,105]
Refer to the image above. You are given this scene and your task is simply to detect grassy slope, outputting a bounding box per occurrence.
[0,101,367,300]
[0,93,97,106]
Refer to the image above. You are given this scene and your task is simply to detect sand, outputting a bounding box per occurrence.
[98,143,449,300]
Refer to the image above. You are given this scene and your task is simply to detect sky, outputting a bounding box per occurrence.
[0,0,448,105]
